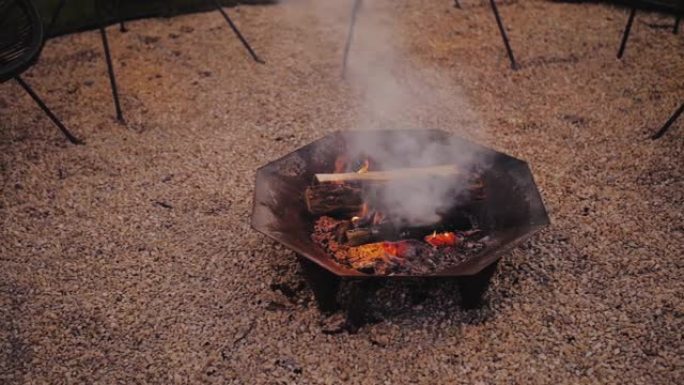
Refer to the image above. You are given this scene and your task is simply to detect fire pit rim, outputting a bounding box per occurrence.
[251,129,551,278]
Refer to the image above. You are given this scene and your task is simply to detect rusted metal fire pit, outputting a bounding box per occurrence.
[251,129,549,324]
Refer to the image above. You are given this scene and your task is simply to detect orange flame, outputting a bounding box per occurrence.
[357,159,370,174]
[425,232,458,247]
[351,203,369,225]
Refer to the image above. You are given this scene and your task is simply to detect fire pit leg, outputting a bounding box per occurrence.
[299,258,341,313]
[346,279,380,331]
[457,261,499,309]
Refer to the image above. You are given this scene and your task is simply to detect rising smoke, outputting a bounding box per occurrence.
[289,0,488,226]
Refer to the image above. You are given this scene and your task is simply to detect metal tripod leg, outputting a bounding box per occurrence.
[651,103,683,140]
[99,26,124,123]
[342,0,362,77]
[209,0,264,63]
[617,8,636,59]
[489,0,518,70]
[15,76,84,144]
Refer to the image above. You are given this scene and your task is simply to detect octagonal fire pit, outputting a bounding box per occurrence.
[252,129,549,319]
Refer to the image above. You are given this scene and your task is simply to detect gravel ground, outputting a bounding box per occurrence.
[1,0,682,384]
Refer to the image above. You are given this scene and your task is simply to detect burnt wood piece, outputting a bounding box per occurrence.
[346,227,373,246]
[299,257,341,313]
[305,184,363,216]
[457,260,499,309]
[345,218,475,247]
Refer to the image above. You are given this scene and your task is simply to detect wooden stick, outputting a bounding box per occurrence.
[315,165,462,183]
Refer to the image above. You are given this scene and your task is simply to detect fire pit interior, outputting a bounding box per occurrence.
[252,129,549,323]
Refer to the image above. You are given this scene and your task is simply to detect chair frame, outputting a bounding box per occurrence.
[617,2,682,59]
[46,0,265,123]
[651,103,683,139]
[1,0,83,144]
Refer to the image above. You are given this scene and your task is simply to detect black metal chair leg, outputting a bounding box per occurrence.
[651,103,683,140]
[99,26,124,123]
[342,0,362,77]
[489,0,518,70]
[209,0,264,64]
[117,0,127,32]
[46,0,68,36]
[674,16,680,34]
[14,76,84,144]
[618,8,636,59]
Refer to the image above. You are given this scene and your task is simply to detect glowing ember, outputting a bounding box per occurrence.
[424,231,458,247]
[381,241,411,257]
[346,240,413,271]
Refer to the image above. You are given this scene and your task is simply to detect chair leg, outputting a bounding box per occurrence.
[209,0,264,64]
[117,0,127,32]
[46,0,68,36]
[651,103,684,140]
[617,8,636,59]
[99,26,125,123]
[489,0,518,70]
[342,0,362,78]
[14,76,84,145]
[674,16,680,34]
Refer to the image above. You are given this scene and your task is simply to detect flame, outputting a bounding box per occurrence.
[351,203,369,226]
[357,159,370,174]
[425,232,458,247]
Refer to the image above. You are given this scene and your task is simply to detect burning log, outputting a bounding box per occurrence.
[305,184,363,216]
[315,164,463,183]
[345,217,477,247]
[345,228,374,246]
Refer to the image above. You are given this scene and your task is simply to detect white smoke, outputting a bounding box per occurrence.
[285,0,488,226]
[340,0,487,226]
